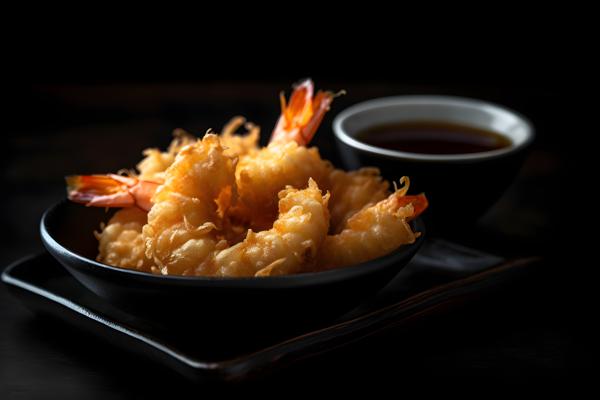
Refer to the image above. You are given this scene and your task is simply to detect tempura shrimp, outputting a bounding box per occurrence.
[96,207,152,272]
[213,179,329,277]
[233,141,332,230]
[228,79,336,229]
[327,167,390,234]
[64,79,429,277]
[235,79,391,235]
[67,130,187,212]
[142,134,237,275]
[68,119,259,213]
[146,169,329,277]
[316,185,428,271]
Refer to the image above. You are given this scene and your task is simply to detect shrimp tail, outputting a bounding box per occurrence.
[270,78,337,146]
[397,193,428,220]
[66,174,159,212]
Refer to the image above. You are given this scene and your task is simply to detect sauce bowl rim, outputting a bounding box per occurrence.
[333,95,535,163]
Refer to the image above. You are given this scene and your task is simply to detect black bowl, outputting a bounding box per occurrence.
[40,201,425,330]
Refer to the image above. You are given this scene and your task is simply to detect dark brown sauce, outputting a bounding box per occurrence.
[357,121,512,155]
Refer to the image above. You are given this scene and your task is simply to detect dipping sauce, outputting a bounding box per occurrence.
[356,121,512,155]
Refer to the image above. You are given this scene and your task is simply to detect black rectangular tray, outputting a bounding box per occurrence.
[1,240,537,382]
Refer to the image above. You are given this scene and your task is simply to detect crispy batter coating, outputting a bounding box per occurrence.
[142,134,237,275]
[316,191,417,270]
[232,141,332,230]
[215,179,329,277]
[327,167,389,234]
[96,207,152,272]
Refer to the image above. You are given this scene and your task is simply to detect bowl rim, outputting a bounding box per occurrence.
[333,94,535,163]
[40,200,425,288]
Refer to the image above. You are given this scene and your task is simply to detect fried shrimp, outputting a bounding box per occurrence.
[235,153,391,235]
[327,167,390,234]
[146,173,329,277]
[213,179,329,277]
[228,79,338,230]
[68,120,260,214]
[316,189,428,271]
[142,134,237,275]
[65,79,429,277]
[96,207,152,272]
[233,141,332,230]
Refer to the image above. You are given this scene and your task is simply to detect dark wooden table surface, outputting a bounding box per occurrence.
[1,81,590,395]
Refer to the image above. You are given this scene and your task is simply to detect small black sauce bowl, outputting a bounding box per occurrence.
[333,95,534,232]
[40,201,425,330]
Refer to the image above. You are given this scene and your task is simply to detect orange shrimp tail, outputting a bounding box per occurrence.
[397,193,428,220]
[66,174,159,212]
[270,79,336,146]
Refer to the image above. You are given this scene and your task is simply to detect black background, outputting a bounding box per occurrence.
[1,22,592,396]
